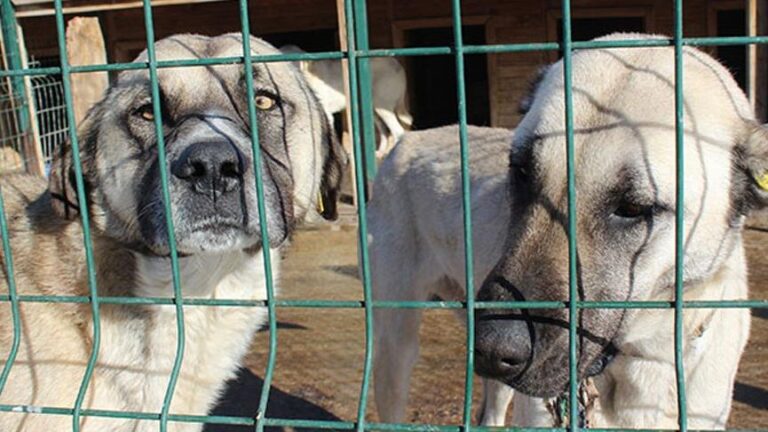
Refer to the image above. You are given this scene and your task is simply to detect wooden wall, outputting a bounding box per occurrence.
[17,0,764,128]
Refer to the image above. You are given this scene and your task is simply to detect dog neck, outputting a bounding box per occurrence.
[132,250,264,298]
[592,242,750,428]
[90,242,277,418]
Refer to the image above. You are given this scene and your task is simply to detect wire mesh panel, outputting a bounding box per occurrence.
[29,60,67,169]
[0,0,765,430]
[0,76,25,157]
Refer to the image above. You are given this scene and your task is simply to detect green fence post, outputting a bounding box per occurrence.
[447,0,477,429]
[51,1,104,430]
[673,1,689,431]
[0,0,30,143]
[139,2,187,431]
[0,3,765,428]
[559,0,580,430]
[353,0,378,185]
[343,0,376,430]
[0,0,21,404]
[232,3,280,432]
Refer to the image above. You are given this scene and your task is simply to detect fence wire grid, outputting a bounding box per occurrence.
[0,0,766,431]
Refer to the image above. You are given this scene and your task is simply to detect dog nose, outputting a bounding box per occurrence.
[474,314,532,379]
[473,278,533,381]
[172,142,242,195]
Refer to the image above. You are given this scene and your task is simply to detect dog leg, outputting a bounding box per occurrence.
[477,378,514,426]
[374,108,405,158]
[511,393,555,427]
[374,307,424,423]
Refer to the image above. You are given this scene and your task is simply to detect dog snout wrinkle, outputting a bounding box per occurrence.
[173,141,243,198]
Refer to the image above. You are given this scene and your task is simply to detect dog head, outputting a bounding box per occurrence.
[474,33,768,397]
[49,33,345,257]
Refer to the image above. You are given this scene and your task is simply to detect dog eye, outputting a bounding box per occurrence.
[135,104,155,122]
[613,200,653,219]
[255,94,277,111]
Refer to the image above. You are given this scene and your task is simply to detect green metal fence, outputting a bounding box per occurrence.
[0,0,766,431]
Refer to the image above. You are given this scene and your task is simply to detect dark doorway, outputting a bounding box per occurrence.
[260,28,338,52]
[556,16,645,57]
[715,8,747,91]
[404,25,490,128]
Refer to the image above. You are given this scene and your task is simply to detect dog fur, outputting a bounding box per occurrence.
[0,33,344,431]
[368,34,763,428]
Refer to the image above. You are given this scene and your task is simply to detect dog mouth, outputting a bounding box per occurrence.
[475,328,620,398]
[183,220,250,235]
[494,344,618,398]
[141,217,258,257]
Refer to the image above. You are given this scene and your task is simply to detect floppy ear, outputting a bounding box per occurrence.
[317,112,347,221]
[737,123,768,210]
[518,66,550,115]
[48,105,99,220]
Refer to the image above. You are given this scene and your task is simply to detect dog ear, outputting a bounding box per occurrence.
[738,123,768,210]
[518,66,550,116]
[317,113,347,221]
[48,105,99,220]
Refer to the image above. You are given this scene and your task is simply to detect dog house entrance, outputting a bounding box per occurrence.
[403,25,490,129]
[555,16,645,57]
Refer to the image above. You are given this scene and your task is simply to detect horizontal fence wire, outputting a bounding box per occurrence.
[0,296,765,309]
[1,400,767,431]
[3,35,768,78]
[0,0,766,429]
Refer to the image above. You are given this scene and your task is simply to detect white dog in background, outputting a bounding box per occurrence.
[280,44,412,157]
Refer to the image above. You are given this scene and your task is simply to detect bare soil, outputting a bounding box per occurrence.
[207,210,768,431]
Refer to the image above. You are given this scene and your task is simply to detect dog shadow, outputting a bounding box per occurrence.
[733,382,768,410]
[205,367,341,432]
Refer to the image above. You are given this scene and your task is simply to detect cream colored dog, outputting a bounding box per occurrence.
[0,33,344,431]
[369,33,762,428]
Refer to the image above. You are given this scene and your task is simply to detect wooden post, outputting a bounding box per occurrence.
[66,17,108,127]
[756,0,767,122]
[748,0,757,111]
[0,16,45,176]
[747,0,767,122]
[335,0,358,208]
[18,24,45,176]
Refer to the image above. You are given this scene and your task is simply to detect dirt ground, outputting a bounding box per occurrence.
[206,210,768,431]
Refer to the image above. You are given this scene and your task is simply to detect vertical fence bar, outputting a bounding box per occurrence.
[0,1,29,138]
[448,0,476,429]
[0,0,21,398]
[673,0,688,430]
[139,2,186,431]
[342,0,375,430]
[0,182,20,396]
[234,4,279,432]
[346,0,376,429]
[51,1,103,430]
[560,0,579,429]
[353,0,377,184]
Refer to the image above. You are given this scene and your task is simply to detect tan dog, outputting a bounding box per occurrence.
[370,34,761,428]
[0,33,344,431]
[0,147,24,174]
